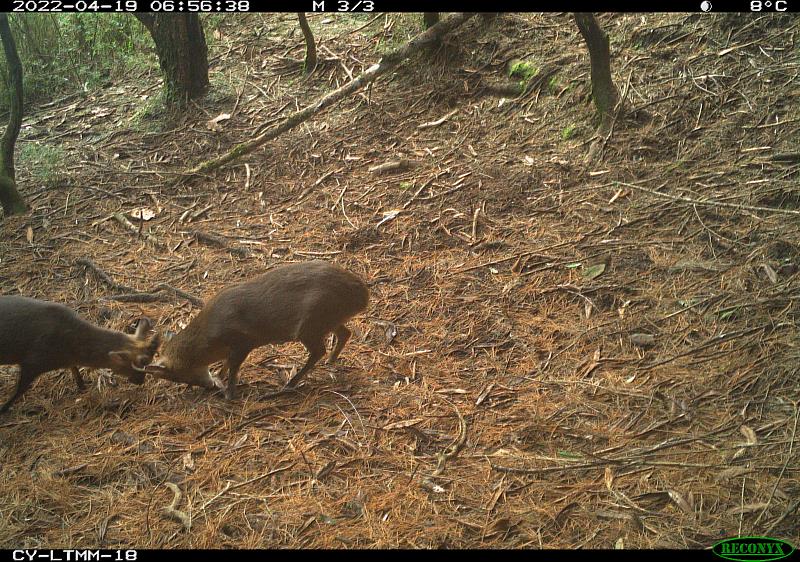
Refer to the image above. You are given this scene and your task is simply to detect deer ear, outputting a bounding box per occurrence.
[134,318,152,340]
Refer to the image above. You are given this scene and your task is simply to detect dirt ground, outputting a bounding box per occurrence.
[0,13,798,548]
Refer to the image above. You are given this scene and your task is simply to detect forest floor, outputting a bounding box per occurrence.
[0,13,798,549]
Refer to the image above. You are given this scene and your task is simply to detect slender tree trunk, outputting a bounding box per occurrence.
[297,13,317,73]
[574,13,619,125]
[134,14,209,106]
[0,14,27,216]
[423,13,439,29]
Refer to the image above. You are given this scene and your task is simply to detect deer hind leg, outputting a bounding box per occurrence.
[224,347,251,401]
[284,335,326,389]
[71,367,86,391]
[0,365,43,414]
[327,325,352,364]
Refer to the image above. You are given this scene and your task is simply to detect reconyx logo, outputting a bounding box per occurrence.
[712,537,795,562]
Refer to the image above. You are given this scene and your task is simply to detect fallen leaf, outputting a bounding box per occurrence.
[608,189,626,204]
[436,388,468,395]
[369,160,415,175]
[604,467,614,491]
[630,333,656,348]
[740,425,758,445]
[206,113,231,131]
[633,491,671,511]
[97,514,120,542]
[715,467,753,481]
[376,209,402,228]
[476,383,495,406]
[668,489,694,517]
[182,453,194,471]
[761,263,778,284]
[728,503,769,515]
[580,348,602,378]
[371,320,397,344]
[129,207,156,221]
[554,502,579,527]
[557,450,583,459]
[420,478,446,493]
[583,263,606,280]
[26,226,33,244]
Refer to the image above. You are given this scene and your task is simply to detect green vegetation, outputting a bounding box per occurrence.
[19,142,67,187]
[0,14,157,112]
[128,93,169,132]
[375,14,423,54]
[561,124,577,140]
[508,60,538,82]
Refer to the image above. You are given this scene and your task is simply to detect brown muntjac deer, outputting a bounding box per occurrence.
[0,295,160,414]
[145,260,369,400]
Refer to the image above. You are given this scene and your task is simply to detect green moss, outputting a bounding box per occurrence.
[128,93,170,132]
[508,60,539,82]
[561,124,577,141]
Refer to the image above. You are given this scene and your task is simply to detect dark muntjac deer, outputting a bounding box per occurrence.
[0,295,161,414]
[145,260,369,400]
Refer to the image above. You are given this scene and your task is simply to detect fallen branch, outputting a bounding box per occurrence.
[154,283,205,308]
[618,181,800,216]
[432,404,468,476]
[163,482,191,530]
[754,403,798,527]
[101,292,168,304]
[191,230,251,257]
[113,212,164,248]
[636,324,769,372]
[76,258,135,293]
[186,13,476,176]
[199,462,295,511]
[101,283,204,308]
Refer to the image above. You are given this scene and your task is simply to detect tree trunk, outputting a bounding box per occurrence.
[134,14,209,107]
[574,13,619,125]
[297,13,317,73]
[423,13,439,29]
[0,14,27,216]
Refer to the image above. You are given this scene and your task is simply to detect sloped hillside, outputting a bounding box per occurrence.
[0,13,797,548]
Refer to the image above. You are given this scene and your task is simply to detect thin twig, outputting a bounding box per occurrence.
[618,181,800,216]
